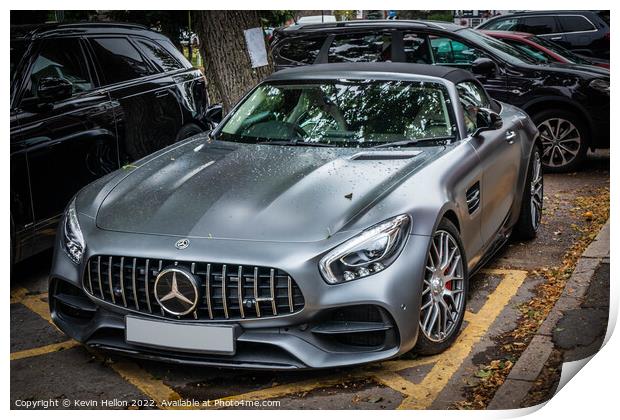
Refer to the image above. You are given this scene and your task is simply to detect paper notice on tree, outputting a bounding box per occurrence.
[244,27,268,68]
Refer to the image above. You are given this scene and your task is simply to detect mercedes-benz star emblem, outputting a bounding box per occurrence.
[175,238,190,250]
[154,267,199,316]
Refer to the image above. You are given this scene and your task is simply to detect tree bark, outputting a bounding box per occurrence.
[193,11,273,111]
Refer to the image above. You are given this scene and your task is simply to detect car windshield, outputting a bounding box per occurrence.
[216,80,457,147]
[458,29,540,65]
[532,36,593,65]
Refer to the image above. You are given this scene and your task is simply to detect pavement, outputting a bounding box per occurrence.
[10,150,609,410]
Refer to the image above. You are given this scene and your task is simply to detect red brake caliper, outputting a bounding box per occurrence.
[444,269,452,290]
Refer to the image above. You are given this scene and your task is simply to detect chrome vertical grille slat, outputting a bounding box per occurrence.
[97,256,104,299]
[132,258,139,310]
[119,257,127,307]
[205,263,213,319]
[221,264,229,319]
[270,268,277,316]
[108,256,115,304]
[144,259,152,313]
[83,256,304,321]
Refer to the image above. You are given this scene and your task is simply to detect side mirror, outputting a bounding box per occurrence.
[473,107,503,137]
[37,77,72,103]
[471,57,496,77]
[205,104,223,128]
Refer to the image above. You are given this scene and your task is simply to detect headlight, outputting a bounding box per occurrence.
[63,198,85,264]
[589,78,610,94]
[319,215,410,284]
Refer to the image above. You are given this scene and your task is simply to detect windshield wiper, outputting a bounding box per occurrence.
[373,136,454,149]
[259,140,336,148]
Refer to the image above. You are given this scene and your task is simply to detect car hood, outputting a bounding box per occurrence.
[96,139,443,242]
[528,61,610,78]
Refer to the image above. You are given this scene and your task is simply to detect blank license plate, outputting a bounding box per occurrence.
[125,316,236,355]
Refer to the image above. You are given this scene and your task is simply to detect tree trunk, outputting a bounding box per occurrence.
[193,11,273,111]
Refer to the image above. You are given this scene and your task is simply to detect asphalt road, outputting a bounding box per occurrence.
[10,151,609,410]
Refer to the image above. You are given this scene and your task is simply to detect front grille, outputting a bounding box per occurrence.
[83,256,304,320]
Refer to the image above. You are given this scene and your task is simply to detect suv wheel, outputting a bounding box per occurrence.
[413,219,468,356]
[175,123,204,142]
[532,109,588,172]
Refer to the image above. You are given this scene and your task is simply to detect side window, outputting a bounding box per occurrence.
[559,16,596,33]
[21,38,93,101]
[517,16,558,35]
[485,18,519,31]
[89,37,154,84]
[430,36,483,65]
[504,40,551,63]
[276,37,326,65]
[135,38,183,72]
[403,32,432,64]
[328,32,392,63]
[457,81,490,135]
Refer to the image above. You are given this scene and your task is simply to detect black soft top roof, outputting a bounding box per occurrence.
[265,62,477,85]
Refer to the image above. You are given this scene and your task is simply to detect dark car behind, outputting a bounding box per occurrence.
[476,10,610,59]
[10,23,213,265]
[271,20,609,172]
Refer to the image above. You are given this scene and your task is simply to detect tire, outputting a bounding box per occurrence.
[531,109,588,173]
[514,146,544,240]
[175,123,204,142]
[413,218,468,356]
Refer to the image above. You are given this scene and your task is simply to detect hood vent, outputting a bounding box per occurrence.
[349,151,421,161]
[466,182,480,214]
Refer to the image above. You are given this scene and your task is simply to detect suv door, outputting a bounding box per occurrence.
[86,36,183,163]
[11,36,118,255]
[424,34,510,102]
[555,14,599,56]
[457,81,521,244]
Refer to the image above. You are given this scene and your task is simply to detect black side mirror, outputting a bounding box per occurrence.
[37,77,72,103]
[473,107,503,137]
[205,104,223,129]
[471,57,496,77]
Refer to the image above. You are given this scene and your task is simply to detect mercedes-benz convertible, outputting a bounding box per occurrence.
[49,63,542,369]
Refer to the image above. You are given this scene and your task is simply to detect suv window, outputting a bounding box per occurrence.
[22,38,93,101]
[277,37,326,64]
[517,16,558,35]
[430,36,483,65]
[135,38,183,72]
[328,32,392,63]
[456,81,490,135]
[403,32,432,64]
[484,17,519,31]
[90,37,154,84]
[559,15,596,32]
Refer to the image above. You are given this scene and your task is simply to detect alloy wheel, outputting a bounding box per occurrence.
[537,118,581,168]
[420,230,465,343]
[530,149,544,230]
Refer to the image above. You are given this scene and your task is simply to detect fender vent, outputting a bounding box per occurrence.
[466,182,480,214]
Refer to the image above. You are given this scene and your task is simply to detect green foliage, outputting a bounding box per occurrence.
[259,10,294,27]
[427,12,454,22]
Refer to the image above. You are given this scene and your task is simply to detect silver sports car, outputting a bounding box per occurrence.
[49,63,542,369]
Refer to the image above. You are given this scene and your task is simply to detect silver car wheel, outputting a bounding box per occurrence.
[530,149,543,230]
[420,230,465,343]
[537,118,581,168]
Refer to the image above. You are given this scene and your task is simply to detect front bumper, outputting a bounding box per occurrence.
[49,219,430,370]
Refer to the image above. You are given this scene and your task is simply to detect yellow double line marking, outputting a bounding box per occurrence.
[10,268,527,410]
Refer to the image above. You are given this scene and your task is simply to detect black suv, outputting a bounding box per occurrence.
[10,23,217,264]
[272,20,610,171]
[477,11,610,59]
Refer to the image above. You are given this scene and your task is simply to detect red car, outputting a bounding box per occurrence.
[481,30,610,69]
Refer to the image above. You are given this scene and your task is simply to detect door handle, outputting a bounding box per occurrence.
[155,90,169,98]
[505,130,517,143]
[550,36,562,41]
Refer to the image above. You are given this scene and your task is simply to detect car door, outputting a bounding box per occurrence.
[517,16,563,45]
[555,15,599,56]
[85,36,183,164]
[11,36,118,252]
[424,33,510,103]
[457,81,521,245]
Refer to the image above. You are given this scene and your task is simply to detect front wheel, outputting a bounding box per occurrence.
[514,146,544,240]
[413,219,468,356]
